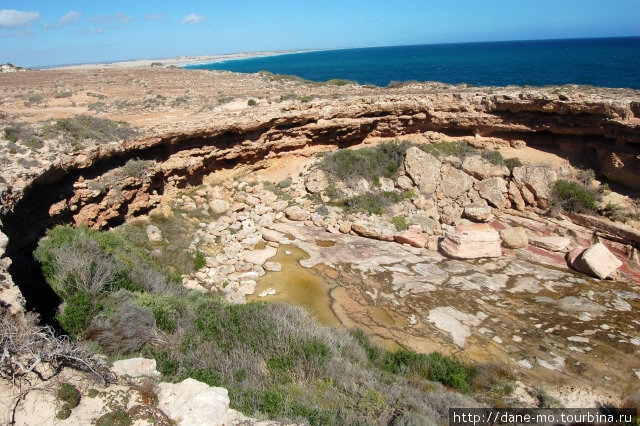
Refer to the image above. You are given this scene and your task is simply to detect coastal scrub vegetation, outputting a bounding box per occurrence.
[40,115,138,144]
[33,225,514,425]
[315,140,521,215]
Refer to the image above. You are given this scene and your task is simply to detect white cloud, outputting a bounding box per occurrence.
[144,13,165,21]
[89,13,131,24]
[0,9,40,29]
[44,10,83,29]
[180,13,207,25]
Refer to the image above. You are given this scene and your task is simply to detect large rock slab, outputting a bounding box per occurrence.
[512,165,557,202]
[305,168,329,193]
[463,203,492,222]
[404,147,441,194]
[157,378,230,426]
[352,219,397,241]
[570,243,623,279]
[461,155,510,179]
[500,227,529,249]
[241,246,278,265]
[394,231,429,248]
[439,164,475,199]
[284,205,310,221]
[440,223,502,259]
[528,235,571,252]
[112,358,160,378]
[146,224,163,242]
[474,177,509,209]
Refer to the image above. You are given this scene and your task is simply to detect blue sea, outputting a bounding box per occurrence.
[186,37,640,89]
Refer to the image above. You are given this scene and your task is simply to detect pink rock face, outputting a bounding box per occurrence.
[394,231,429,248]
[440,223,502,259]
[570,242,623,279]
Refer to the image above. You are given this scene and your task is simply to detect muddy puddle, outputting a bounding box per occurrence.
[248,244,341,327]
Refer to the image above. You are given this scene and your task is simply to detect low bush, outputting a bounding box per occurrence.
[391,215,409,231]
[318,141,411,184]
[95,409,132,426]
[247,99,257,106]
[550,179,599,213]
[41,115,138,144]
[58,382,81,408]
[121,158,151,180]
[335,190,413,215]
[504,157,522,173]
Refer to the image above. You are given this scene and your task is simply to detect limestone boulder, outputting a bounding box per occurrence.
[462,155,510,179]
[528,235,571,252]
[512,165,557,203]
[352,219,396,241]
[146,224,163,243]
[394,231,429,248]
[157,378,230,426]
[463,203,493,222]
[440,223,502,259]
[408,214,440,235]
[0,230,8,257]
[439,164,475,199]
[209,199,230,215]
[500,227,529,249]
[112,358,160,378]
[241,246,277,266]
[569,243,623,279]
[404,147,441,194]
[474,177,509,209]
[263,261,282,272]
[285,205,310,221]
[508,181,525,210]
[305,168,329,193]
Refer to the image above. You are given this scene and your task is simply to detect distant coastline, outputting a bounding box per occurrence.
[46,48,321,70]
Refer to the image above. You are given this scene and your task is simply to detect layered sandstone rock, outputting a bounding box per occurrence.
[440,224,502,259]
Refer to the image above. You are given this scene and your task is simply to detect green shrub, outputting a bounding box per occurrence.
[318,141,411,183]
[185,368,221,387]
[335,190,413,215]
[57,291,100,338]
[41,115,138,144]
[58,382,81,408]
[95,409,132,426]
[247,99,257,106]
[550,179,599,213]
[504,157,522,173]
[418,141,477,159]
[194,250,206,270]
[56,405,72,420]
[121,159,151,179]
[391,215,409,231]
[277,178,292,189]
[326,79,347,86]
[480,150,505,166]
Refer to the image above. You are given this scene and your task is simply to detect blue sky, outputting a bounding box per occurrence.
[1,1,639,67]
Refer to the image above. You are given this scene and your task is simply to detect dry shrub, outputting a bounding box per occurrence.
[0,312,111,384]
[87,298,158,355]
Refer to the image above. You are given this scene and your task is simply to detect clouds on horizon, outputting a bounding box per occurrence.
[180,13,207,25]
[0,9,40,29]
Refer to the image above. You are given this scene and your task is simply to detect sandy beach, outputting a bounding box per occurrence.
[49,49,318,70]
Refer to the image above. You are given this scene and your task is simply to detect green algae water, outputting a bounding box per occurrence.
[187,37,640,89]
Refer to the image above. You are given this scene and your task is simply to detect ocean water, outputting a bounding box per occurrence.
[186,37,640,89]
